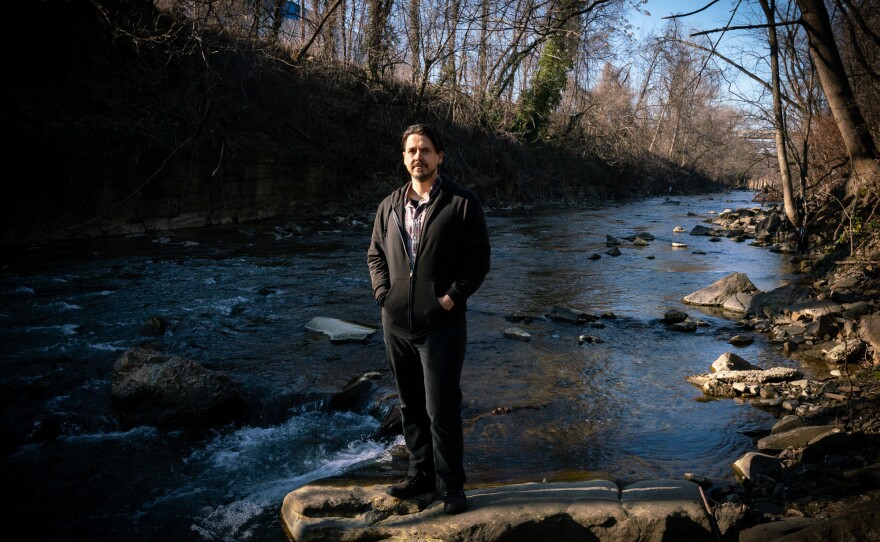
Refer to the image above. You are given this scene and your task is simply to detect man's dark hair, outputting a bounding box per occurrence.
[401,124,445,154]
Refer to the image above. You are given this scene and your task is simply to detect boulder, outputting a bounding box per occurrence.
[662,309,688,324]
[748,284,813,318]
[682,272,758,307]
[280,479,716,542]
[111,349,247,425]
[739,503,880,542]
[606,247,622,256]
[729,335,754,346]
[860,313,880,365]
[754,212,782,241]
[822,339,866,363]
[304,317,378,343]
[732,452,782,482]
[757,425,839,452]
[771,415,806,434]
[801,430,852,463]
[790,300,845,320]
[606,235,622,246]
[711,352,759,373]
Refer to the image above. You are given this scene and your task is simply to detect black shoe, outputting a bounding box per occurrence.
[443,488,468,514]
[386,473,436,500]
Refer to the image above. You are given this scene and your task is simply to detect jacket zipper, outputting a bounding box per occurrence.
[391,208,415,332]
[391,186,446,334]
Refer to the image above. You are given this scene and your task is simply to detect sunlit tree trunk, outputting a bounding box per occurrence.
[795,0,880,197]
[365,0,394,79]
[759,0,799,227]
[408,0,422,85]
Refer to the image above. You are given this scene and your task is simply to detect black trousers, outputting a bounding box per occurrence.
[384,318,467,491]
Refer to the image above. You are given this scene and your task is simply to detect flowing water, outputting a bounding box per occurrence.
[1,191,808,541]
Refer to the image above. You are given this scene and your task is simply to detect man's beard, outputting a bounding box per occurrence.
[410,164,436,182]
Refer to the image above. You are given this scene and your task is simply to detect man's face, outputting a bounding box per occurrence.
[403,134,444,183]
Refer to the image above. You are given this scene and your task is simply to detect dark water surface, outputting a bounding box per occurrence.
[1,191,806,540]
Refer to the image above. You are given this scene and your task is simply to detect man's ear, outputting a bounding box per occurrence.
[438,152,444,164]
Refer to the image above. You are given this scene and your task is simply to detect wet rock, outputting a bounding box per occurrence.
[671,242,688,248]
[578,335,604,344]
[504,327,532,341]
[140,315,167,336]
[662,309,688,324]
[636,232,655,241]
[606,234,622,246]
[711,352,759,373]
[605,247,622,256]
[729,335,754,346]
[304,317,378,343]
[633,237,650,246]
[690,225,717,236]
[111,348,247,426]
[673,226,686,233]
[683,272,758,308]
[589,253,602,260]
[672,319,698,332]
[749,284,813,319]
[547,305,599,324]
[756,425,839,452]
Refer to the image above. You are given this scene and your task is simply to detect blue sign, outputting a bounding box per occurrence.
[284,1,301,20]
[263,0,302,20]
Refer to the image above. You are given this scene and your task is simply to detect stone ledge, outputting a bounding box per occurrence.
[280,479,716,541]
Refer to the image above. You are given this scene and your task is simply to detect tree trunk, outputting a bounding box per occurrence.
[796,0,880,196]
[759,0,799,227]
[366,0,394,80]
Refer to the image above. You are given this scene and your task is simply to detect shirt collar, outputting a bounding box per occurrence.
[406,177,442,207]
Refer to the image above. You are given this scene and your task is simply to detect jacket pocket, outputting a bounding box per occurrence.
[412,278,447,329]
[383,278,409,329]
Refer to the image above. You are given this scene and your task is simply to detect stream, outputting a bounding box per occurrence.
[0,190,809,541]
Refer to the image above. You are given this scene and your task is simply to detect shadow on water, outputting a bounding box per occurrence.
[0,191,804,540]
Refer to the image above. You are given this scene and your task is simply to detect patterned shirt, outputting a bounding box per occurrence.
[403,178,442,269]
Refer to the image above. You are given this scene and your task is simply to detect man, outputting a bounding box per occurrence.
[367,124,490,515]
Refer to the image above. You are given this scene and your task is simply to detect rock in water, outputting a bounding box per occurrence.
[682,272,758,307]
[111,349,246,425]
[304,317,378,342]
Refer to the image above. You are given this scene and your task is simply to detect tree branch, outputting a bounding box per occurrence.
[691,20,800,36]
[663,0,720,20]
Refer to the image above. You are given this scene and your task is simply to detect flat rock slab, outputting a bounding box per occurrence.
[304,317,378,342]
[281,479,715,542]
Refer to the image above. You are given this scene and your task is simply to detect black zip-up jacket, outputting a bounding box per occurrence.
[367,177,491,339]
